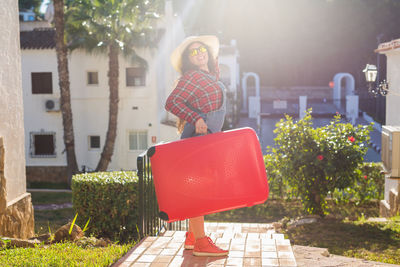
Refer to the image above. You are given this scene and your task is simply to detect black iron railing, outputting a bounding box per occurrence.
[137,150,188,238]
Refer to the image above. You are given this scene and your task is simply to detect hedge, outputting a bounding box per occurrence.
[71,171,139,242]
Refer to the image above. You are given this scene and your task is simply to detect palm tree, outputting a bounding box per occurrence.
[65,0,161,171]
[54,0,79,184]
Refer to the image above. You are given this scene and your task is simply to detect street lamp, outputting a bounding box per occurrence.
[363,64,389,96]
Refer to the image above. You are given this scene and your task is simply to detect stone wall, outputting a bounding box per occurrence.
[0,193,34,239]
[26,166,68,184]
[0,138,35,239]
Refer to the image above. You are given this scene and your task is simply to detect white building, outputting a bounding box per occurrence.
[376,38,400,216]
[21,2,241,184]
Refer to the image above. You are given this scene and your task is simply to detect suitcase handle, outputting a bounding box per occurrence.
[192,129,212,137]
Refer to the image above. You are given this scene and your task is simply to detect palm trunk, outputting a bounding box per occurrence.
[54,0,79,185]
[96,44,119,171]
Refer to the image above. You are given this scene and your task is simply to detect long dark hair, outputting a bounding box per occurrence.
[176,42,217,133]
[180,42,216,75]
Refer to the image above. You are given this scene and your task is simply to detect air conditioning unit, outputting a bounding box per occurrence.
[45,99,60,112]
[381,125,400,178]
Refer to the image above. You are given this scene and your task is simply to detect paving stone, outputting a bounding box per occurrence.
[159,249,176,256]
[132,247,147,255]
[277,251,295,259]
[262,245,276,252]
[262,239,275,246]
[149,263,169,267]
[141,242,153,248]
[131,263,151,267]
[226,257,244,266]
[207,257,227,265]
[144,248,162,255]
[276,245,292,252]
[247,233,260,239]
[136,254,157,263]
[229,250,245,258]
[276,239,290,246]
[231,238,246,244]
[272,233,284,240]
[162,231,174,237]
[279,258,297,266]
[143,236,158,242]
[234,232,247,238]
[261,251,278,259]
[230,243,245,250]
[125,253,141,262]
[117,222,297,267]
[244,250,261,258]
[167,257,184,267]
[243,257,262,266]
[165,242,182,249]
[261,257,280,266]
[153,255,173,263]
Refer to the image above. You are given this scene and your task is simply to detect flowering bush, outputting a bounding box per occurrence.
[265,109,373,216]
[331,162,385,204]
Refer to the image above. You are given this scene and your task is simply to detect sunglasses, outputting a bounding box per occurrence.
[189,46,207,57]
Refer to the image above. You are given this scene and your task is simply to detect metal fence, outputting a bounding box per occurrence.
[137,150,188,238]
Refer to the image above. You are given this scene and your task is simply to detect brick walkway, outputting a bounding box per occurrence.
[115,222,297,267]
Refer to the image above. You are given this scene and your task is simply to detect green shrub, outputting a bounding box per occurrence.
[265,109,372,216]
[332,162,385,203]
[72,171,139,242]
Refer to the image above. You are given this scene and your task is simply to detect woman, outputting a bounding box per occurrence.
[165,35,229,257]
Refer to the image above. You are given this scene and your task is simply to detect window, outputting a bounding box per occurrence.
[126,67,146,87]
[129,131,148,151]
[87,71,99,85]
[30,132,56,157]
[31,72,53,94]
[89,136,100,149]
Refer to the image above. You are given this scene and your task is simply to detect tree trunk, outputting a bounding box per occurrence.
[54,0,79,185]
[96,44,119,171]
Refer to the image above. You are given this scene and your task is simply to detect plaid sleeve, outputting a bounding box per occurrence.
[165,72,202,125]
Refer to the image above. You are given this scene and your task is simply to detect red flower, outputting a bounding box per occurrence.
[364,175,367,180]
[317,155,324,161]
[348,136,355,142]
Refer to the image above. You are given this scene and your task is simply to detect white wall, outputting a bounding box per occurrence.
[385,50,400,126]
[0,0,27,202]
[21,49,65,167]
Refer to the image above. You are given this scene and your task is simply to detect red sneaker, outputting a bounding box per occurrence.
[193,236,229,256]
[184,232,195,249]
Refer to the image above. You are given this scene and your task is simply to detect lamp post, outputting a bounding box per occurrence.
[363,64,389,96]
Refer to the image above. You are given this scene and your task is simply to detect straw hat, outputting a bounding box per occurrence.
[170,35,219,73]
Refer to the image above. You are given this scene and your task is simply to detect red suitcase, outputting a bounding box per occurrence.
[148,127,268,222]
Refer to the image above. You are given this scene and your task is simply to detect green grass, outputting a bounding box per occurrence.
[0,241,134,267]
[28,182,70,189]
[284,216,400,264]
[30,192,74,235]
[34,208,76,235]
[31,192,72,205]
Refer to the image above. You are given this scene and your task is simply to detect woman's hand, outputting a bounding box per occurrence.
[195,118,208,135]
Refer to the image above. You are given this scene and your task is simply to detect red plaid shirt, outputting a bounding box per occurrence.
[165,70,224,124]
